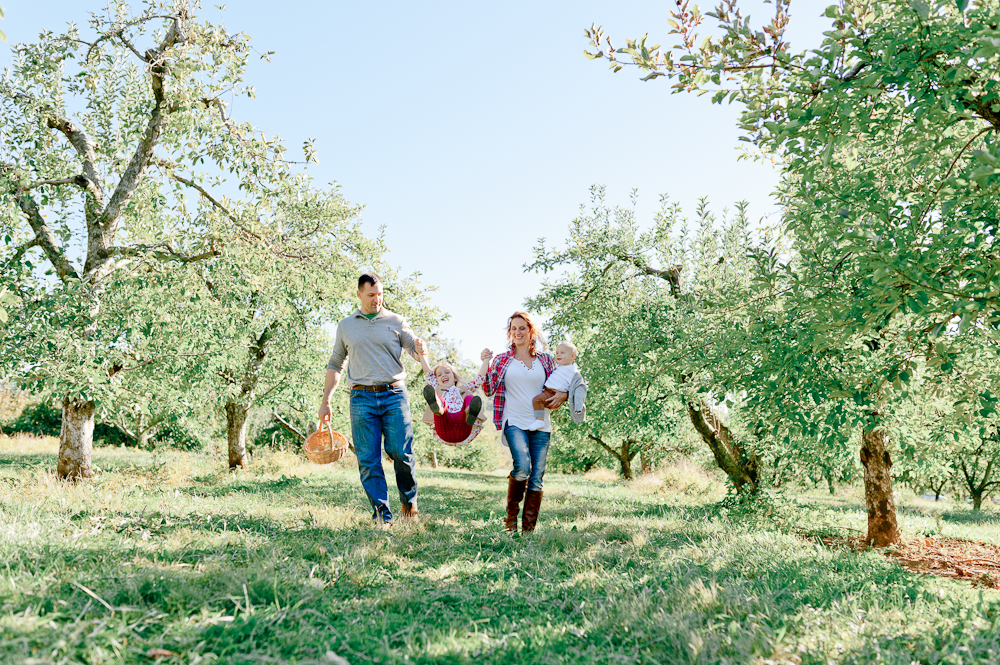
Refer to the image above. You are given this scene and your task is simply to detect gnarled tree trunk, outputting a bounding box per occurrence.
[588,434,640,479]
[57,396,96,479]
[640,448,652,475]
[619,441,634,480]
[859,420,900,547]
[687,399,759,494]
[225,400,250,470]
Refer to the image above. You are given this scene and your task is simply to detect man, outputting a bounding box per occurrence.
[319,273,424,526]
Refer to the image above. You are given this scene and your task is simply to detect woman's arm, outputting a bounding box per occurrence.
[482,349,499,397]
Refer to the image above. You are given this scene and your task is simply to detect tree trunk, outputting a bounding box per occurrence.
[859,422,900,547]
[620,442,633,480]
[429,450,438,469]
[973,491,984,512]
[640,448,652,475]
[686,399,759,493]
[225,400,250,470]
[57,395,96,480]
[825,471,835,495]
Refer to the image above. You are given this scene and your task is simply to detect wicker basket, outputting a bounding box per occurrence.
[304,422,349,464]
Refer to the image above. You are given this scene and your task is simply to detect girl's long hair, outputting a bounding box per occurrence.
[506,311,545,357]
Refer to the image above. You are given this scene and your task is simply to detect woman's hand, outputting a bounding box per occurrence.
[481,348,492,362]
[545,390,568,408]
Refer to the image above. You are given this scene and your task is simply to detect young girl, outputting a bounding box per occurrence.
[416,346,492,445]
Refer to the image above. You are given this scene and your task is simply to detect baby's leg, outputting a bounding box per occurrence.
[532,388,556,419]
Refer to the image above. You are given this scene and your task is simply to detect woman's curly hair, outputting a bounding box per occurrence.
[505,311,545,357]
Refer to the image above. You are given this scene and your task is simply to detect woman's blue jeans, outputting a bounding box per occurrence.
[349,386,417,522]
[504,424,551,491]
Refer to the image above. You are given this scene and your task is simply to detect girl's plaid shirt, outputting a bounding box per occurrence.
[482,349,556,430]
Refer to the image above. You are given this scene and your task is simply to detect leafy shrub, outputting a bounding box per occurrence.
[3,400,61,437]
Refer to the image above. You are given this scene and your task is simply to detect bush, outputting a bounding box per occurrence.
[3,400,61,437]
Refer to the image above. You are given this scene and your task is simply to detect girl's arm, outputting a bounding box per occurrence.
[466,351,492,393]
[415,341,436,385]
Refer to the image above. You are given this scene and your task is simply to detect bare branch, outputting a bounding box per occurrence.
[587,433,622,460]
[272,410,306,441]
[97,14,187,235]
[9,189,79,282]
[81,13,176,63]
[96,240,219,264]
[612,252,683,297]
[42,114,105,221]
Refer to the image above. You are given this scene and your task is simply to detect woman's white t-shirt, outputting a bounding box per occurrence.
[501,356,551,433]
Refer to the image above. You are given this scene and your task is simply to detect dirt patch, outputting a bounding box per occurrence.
[815,534,1000,588]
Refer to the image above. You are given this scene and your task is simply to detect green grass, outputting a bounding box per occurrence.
[3,437,1000,664]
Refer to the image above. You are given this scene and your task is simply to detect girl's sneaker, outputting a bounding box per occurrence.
[466,396,483,426]
[423,385,442,415]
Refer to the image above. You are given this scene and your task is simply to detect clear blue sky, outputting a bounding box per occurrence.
[1,1,829,361]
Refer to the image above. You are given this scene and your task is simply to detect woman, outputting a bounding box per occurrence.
[482,311,567,532]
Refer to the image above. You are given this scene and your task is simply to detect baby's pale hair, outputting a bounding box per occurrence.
[557,340,578,357]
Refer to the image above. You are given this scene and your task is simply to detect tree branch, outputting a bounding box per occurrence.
[9,189,79,282]
[96,241,219,264]
[588,433,623,460]
[96,14,186,238]
[3,237,40,269]
[271,410,306,441]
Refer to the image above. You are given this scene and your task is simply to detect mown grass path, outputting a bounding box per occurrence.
[2,440,1000,664]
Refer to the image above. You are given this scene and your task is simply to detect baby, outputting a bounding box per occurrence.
[529,341,584,430]
[416,343,490,444]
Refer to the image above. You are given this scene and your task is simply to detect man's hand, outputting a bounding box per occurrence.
[481,348,492,362]
[414,338,427,356]
[317,403,332,424]
[545,390,568,408]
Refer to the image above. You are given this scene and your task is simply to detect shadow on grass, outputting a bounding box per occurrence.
[0,453,54,471]
[939,509,1000,525]
[4,506,986,665]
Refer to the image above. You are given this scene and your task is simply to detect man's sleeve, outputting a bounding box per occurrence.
[399,318,419,358]
[327,322,348,371]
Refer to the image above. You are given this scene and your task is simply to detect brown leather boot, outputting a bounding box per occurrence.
[522,490,543,532]
[505,476,527,531]
[400,501,419,523]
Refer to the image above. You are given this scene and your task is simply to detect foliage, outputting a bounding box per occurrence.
[528,187,760,481]
[2,398,61,437]
[585,0,1000,543]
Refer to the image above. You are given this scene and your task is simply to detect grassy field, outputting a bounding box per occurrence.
[3,435,1000,664]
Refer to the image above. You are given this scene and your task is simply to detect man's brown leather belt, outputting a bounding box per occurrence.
[351,381,404,392]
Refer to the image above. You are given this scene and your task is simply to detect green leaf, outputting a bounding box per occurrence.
[909,0,930,18]
[959,311,973,334]
[956,0,969,10]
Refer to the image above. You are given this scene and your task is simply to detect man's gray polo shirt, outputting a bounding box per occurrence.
[326,308,418,387]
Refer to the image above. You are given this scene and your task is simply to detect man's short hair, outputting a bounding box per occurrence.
[358,273,382,290]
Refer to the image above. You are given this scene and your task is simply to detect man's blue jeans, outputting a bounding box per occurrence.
[349,386,417,522]
[504,424,551,491]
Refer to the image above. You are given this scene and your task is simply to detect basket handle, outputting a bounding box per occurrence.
[319,417,341,450]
